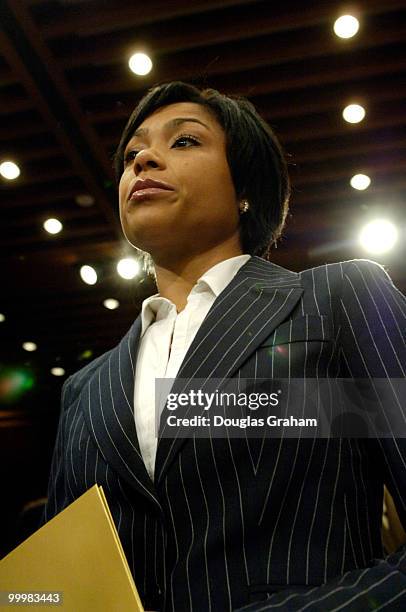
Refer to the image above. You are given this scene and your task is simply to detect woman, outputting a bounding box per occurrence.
[43,82,406,611]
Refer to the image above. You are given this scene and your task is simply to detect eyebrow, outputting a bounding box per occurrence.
[131,117,211,139]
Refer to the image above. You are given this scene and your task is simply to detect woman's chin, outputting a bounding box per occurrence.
[122,230,170,259]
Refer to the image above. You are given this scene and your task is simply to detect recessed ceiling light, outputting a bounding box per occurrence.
[23,342,37,352]
[128,52,153,76]
[51,367,65,376]
[80,265,98,285]
[117,257,140,279]
[43,218,63,234]
[350,174,371,190]
[342,104,365,123]
[103,298,120,310]
[0,160,20,180]
[75,193,95,207]
[359,219,398,254]
[334,15,360,39]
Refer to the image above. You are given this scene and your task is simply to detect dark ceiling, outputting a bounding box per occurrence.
[1,0,405,408]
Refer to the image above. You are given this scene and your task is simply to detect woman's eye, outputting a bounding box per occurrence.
[123,135,200,166]
[123,150,138,166]
[172,134,200,148]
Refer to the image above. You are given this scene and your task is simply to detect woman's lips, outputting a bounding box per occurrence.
[128,178,174,201]
[129,187,173,201]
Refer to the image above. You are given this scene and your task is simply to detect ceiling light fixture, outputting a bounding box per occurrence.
[128,52,153,76]
[117,258,140,279]
[23,342,37,352]
[334,15,360,39]
[342,104,366,123]
[80,265,98,285]
[359,219,398,254]
[0,160,20,180]
[350,174,371,190]
[75,193,95,207]
[103,298,120,310]
[43,218,63,234]
[51,367,65,377]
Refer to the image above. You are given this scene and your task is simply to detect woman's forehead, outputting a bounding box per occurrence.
[135,101,221,133]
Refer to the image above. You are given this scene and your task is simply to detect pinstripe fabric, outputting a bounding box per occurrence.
[41,256,406,611]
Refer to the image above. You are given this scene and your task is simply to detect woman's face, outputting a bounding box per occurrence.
[118,102,242,262]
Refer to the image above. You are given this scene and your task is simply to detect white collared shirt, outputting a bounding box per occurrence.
[133,254,251,480]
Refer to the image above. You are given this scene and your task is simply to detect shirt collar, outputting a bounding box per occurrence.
[196,254,251,298]
[140,254,251,336]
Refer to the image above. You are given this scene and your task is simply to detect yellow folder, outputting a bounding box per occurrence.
[0,485,144,611]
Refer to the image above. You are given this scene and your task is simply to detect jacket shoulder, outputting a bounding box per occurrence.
[298,258,390,284]
[62,346,115,407]
[340,258,393,283]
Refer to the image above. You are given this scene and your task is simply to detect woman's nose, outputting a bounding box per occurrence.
[133,148,163,174]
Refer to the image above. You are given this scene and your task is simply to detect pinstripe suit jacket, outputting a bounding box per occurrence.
[42,256,406,611]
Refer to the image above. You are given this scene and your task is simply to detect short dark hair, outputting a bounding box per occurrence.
[114,81,290,257]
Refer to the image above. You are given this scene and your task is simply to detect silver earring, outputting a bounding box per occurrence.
[239,199,250,214]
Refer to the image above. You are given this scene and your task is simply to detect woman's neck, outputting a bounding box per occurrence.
[153,244,243,312]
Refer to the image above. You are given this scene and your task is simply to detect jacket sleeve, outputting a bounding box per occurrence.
[236,259,406,611]
[39,376,75,527]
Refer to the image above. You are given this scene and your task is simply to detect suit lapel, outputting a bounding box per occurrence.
[155,256,303,484]
[80,317,162,511]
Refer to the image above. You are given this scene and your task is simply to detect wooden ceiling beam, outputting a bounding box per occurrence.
[0,281,150,307]
[0,0,121,235]
[36,0,406,40]
[5,166,75,186]
[0,123,48,140]
[0,332,133,357]
[292,158,406,185]
[288,206,405,228]
[0,145,60,161]
[1,277,152,304]
[290,133,406,163]
[0,95,33,114]
[4,207,100,229]
[35,0,262,38]
[274,104,406,142]
[55,4,406,73]
[87,73,406,128]
[253,79,406,120]
[74,44,406,102]
[0,68,16,87]
[292,184,406,206]
[1,221,112,245]
[0,238,121,262]
[1,186,88,208]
